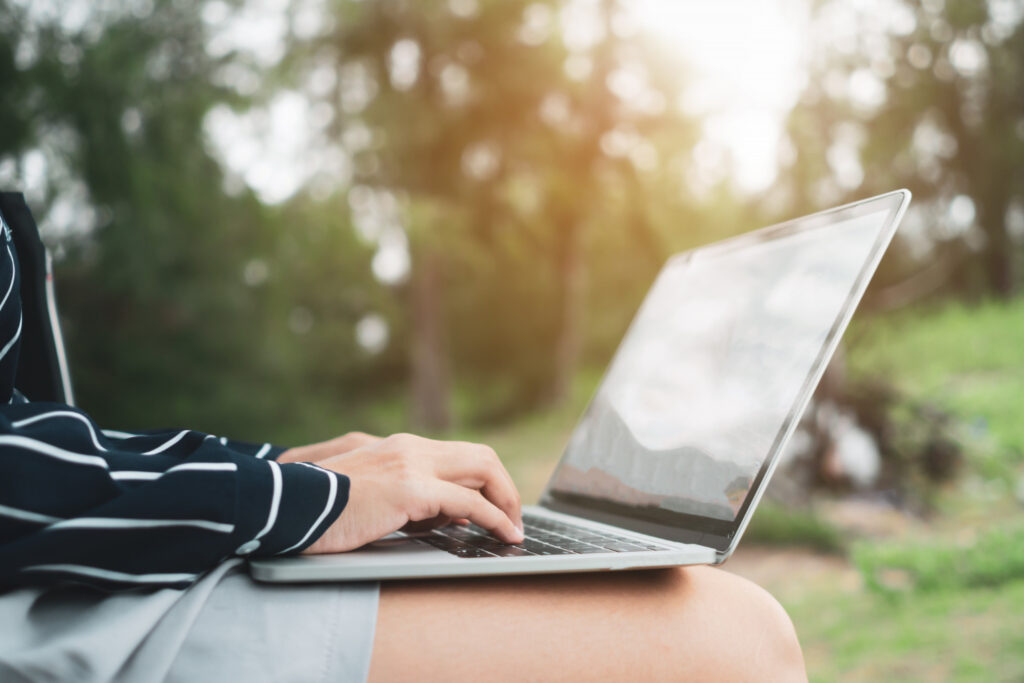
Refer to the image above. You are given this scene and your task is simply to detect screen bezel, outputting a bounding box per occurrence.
[540,190,912,554]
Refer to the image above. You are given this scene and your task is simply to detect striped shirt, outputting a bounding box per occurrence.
[0,210,349,591]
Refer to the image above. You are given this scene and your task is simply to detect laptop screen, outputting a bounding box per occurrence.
[543,192,908,548]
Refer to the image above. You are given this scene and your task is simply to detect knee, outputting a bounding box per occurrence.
[672,566,806,682]
[743,577,806,682]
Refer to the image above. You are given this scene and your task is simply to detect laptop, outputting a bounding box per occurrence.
[250,189,911,583]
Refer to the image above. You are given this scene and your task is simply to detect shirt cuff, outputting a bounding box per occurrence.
[230,455,350,557]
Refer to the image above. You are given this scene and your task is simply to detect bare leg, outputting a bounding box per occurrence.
[369,565,806,682]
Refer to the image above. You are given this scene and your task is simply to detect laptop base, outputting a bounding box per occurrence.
[249,505,718,583]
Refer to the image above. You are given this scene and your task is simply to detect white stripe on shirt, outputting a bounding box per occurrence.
[111,462,238,481]
[278,463,338,554]
[22,564,198,584]
[48,517,234,533]
[143,430,190,455]
[0,435,109,469]
[254,443,272,459]
[101,429,139,439]
[0,503,62,525]
[252,460,282,541]
[12,411,108,452]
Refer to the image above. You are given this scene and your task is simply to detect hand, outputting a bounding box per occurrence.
[303,433,524,554]
[277,431,381,464]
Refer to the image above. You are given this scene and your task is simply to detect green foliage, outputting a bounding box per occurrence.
[0,0,393,440]
[3,0,1022,445]
[742,502,847,554]
[855,524,1024,596]
[2,0,724,437]
[278,0,713,426]
[0,0,285,434]
[776,0,1024,299]
[847,297,1024,483]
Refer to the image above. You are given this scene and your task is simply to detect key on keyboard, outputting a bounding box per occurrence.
[414,513,669,558]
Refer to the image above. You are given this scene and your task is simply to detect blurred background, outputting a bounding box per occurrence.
[1,0,1023,678]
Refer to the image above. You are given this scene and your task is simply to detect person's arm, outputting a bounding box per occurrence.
[0,402,346,591]
[0,402,524,591]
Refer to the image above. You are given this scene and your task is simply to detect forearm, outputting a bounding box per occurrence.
[0,404,348,591]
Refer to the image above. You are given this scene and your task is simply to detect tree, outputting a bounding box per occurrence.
[0,0,375,439]
[283,0,707,426]
[285,0,572,429]
[777,0,1024,299]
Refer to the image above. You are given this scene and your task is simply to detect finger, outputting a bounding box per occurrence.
[480,474,522,533]
[483,453,522,531]
[429,480,523,544]
[456,443,522,531]
[424,441,523,532]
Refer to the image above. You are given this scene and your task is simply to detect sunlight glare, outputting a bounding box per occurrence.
[629,0,808,192]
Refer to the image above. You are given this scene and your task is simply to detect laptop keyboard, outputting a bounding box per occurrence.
[415,512,669,558]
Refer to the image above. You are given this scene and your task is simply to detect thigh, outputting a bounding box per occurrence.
[368,565,805,683]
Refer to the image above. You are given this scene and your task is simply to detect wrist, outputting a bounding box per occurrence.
[275,447,302,464]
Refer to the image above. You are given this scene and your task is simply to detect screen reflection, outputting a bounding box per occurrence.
[550,209,891,521]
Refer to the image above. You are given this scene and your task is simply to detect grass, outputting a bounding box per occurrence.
[854,523,1024,596]
[790,577,1024,682]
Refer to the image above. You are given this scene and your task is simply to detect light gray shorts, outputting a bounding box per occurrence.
[0,560,380,683]
[166,565,380,683]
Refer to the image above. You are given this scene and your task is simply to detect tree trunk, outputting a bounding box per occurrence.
[985,238,1016,299]
[409,246,451,431]
[545,0,613,405]
[978,191,1016,299]
[548,218,584,404]
[983,220,1017,299]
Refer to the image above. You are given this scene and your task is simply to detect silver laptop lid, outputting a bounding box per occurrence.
[541,190,911,555]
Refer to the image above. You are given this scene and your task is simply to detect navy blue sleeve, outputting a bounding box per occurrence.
[0,210,349,591]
